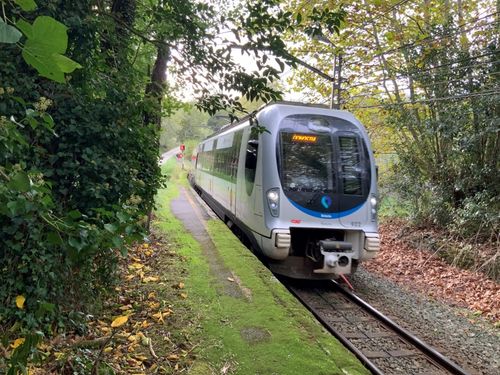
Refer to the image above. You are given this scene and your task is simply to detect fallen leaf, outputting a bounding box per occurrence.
[134,354,148,361]
[148,301,160,309]
[227,277,235,282]
[54,352,65,360]
[143,276,159,283]
[126,356,141,366]
[15,295,25,309]
[127,343,139,353]
[128,334,139,343]
[180,293,188,299]
[129,262,144,270]
[119,304,133,311]
[167,353,179,361]
[152,312,165,323]
[111,315,129,328]
[11,338,25,349]
[104,346,113,353]
[178,282,185,289]
[140,335,150,346]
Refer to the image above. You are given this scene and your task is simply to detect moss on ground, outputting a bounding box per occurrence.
[153,165,369,375]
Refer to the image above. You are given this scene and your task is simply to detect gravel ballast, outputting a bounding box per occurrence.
[350,267,499,375]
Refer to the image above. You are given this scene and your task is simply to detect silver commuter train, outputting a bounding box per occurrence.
[190,102,380,279]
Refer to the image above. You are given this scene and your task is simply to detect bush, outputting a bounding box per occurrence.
[450,191,499,240]
[0,2,163,336]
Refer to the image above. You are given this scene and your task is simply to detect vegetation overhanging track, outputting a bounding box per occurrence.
[283,278,470,375]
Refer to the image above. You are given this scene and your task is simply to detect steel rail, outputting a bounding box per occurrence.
[285,282,385,375]
[331,280,471,375]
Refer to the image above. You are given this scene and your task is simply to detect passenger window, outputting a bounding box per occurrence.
[339,136,362,195]
[245,136,259,195]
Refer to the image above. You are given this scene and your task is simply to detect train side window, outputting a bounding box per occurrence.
[245,136,259,195]
[338,135,363,195]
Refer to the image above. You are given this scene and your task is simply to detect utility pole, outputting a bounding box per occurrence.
[313,34,342,110]
[291,35,343,109]
[330,55,337,109]
[334,54,343,109]
[329,54,342,110]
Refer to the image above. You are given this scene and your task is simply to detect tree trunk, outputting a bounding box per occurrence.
[144,42,170,232]
[144,43,171,128]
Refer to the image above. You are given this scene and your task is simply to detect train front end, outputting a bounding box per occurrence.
[259,105,380,279]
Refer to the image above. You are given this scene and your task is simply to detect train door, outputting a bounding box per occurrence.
[235,125,261,228]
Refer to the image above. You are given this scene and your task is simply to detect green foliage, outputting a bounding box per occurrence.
[386,35,499,237]
[0,0,162,357]
[285,0,498,241]
[5,332,44,375]
[0,19,22,43]
[160,104,211,152]
[0,0,348,371]
[19,16,82,82]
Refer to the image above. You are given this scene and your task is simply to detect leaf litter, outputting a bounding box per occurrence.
[23,231,198,374]
[364,220,500,323]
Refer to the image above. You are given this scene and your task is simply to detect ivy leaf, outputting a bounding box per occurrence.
[8,171,31,192]
[104,223,117,233]
[14,0,38,12]
[68,237,84,251]
[0,19,22,44]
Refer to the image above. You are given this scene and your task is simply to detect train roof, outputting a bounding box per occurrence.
[202,101,354,141]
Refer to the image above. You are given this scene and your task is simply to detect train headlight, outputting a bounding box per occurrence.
[370,195,378,221]
[266,188,280,217]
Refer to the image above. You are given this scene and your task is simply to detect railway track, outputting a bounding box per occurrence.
[284,279,470,375]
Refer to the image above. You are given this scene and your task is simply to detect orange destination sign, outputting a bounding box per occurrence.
[292,134,318,143]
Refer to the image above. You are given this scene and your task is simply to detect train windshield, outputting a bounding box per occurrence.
[277,114,371,217]
[280,132,335,193]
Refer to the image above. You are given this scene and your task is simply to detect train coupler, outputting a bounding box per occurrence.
[313,240,354,275]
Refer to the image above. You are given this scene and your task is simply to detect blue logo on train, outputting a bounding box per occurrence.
[321,195,332,209]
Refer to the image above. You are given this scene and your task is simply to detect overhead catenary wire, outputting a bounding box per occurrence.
[345,89,500,110]
[291,14,498,60]
[344,78,500,101]
[342,13,499,69]
[343,0,418,29]
[342,53,500,90]
[289,15,498,81]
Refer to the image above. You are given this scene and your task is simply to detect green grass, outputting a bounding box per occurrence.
[378,194,411,220]
[153,166,369,375]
